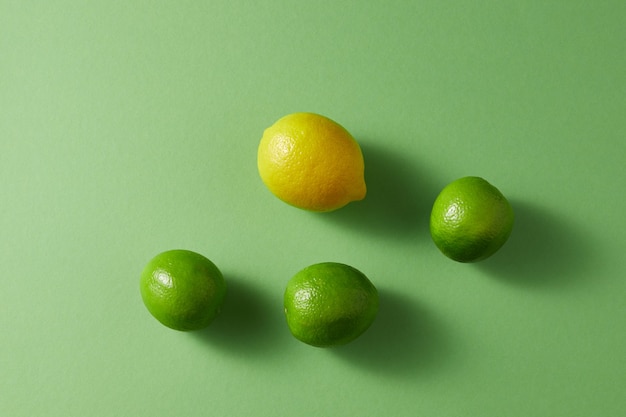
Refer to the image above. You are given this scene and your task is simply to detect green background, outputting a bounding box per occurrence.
[2,1,625,416]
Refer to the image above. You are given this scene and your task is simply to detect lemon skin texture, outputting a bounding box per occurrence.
[284,262,379,347]
[430,176,514,263]
[257,113,366,212]
[140,249,227,331]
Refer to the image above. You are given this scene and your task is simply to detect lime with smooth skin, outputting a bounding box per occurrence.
[140,249,227,331]
[430,176,514,262]
[284,262,379,347]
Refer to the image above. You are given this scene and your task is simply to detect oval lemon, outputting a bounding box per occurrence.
[257,112,366,212]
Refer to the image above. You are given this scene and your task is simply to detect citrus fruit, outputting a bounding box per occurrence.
[257,112,366,212]
[430,176,514,263]
[139,249,227,331]
[284,262,379,347]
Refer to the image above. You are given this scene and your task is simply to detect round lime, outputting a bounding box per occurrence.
[140,249,227,331]
[430,176,514,262]
[284,262,379,347]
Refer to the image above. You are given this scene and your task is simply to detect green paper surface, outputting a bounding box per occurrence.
[1,1,625,416]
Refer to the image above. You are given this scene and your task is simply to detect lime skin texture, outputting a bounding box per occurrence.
[284,262,379,347]
[140,249,227,331]
[430,176,514,263]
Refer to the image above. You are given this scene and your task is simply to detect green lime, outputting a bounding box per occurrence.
[284,262,379,347]
[139,249,227,331]
[430,176,514,262]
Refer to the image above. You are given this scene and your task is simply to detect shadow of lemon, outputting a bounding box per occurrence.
[320,142,440,241]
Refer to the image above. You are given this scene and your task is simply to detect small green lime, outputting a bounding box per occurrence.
[430,176,514,262]
[139,249,227,331]
[284,262,379,347]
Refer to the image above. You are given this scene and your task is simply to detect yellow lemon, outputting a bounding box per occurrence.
[257,113,366,212]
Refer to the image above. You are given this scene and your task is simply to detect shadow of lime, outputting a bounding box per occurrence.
[478,200,591,288]
[331,288,456,379]
[320,142,440,240]
[191,275,286,357]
